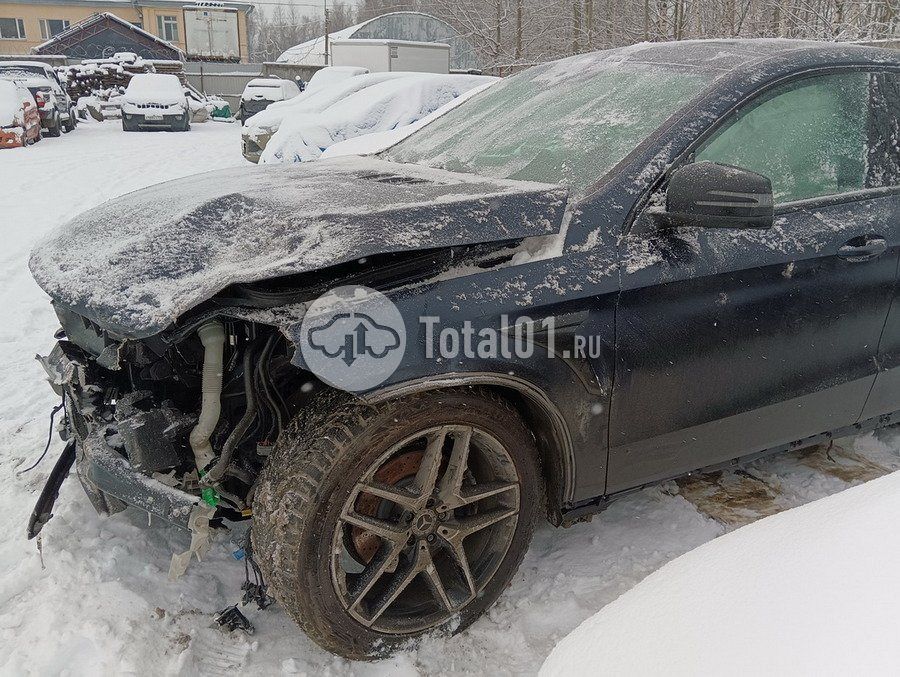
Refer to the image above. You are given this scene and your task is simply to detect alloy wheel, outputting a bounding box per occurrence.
[331,424,520,633]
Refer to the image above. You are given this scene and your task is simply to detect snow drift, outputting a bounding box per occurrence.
[540,468,900,676]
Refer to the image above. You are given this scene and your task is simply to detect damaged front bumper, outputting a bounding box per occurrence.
[76,426,198,529]
[29,341,201,536]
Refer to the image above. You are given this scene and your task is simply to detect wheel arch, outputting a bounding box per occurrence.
[362,372,575,525]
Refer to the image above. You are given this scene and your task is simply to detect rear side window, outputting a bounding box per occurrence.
[695,72,872,204]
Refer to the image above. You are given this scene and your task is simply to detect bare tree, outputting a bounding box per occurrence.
[249,0,898,70]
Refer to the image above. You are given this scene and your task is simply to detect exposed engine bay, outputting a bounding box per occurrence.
[37,305,311,534]
[29,242,518,540]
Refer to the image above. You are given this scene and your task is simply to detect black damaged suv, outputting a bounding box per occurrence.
[29,41,900,658]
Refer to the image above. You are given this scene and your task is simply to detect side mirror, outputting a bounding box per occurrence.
[659,161,774,229]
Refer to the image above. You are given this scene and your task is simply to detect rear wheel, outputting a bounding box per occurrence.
[46,111,61,137]
[63,109,76,133]
[252,388,541,659]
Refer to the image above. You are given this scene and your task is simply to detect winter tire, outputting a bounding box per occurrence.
[46,112,61,137]
[252,388,542,659]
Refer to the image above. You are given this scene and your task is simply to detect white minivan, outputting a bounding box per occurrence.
[239,78,301,120]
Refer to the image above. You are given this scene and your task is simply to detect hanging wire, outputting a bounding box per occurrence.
[17,397,65,476]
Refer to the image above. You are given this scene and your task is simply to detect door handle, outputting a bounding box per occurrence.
[837,236,887,262]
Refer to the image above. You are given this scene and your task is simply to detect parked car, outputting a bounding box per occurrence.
[27,41,900,660]
[0,80,41,148]
[121,73,190,132]
[259,73,497,164]
[0,61,75,136]
[241,71,465,163]
[238,78,302,121]
[241,71,484,162]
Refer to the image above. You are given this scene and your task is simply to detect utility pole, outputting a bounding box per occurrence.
[323,0,329,65]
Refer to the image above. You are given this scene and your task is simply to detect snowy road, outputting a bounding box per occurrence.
[1,121,899,676]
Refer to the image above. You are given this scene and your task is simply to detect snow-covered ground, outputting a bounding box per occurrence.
[540,466,900,676]
[2,120,899,675]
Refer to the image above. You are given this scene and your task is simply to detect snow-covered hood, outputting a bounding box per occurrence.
[29,156,569,337]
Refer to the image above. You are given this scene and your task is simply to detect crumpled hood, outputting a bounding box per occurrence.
[30,156,569,337]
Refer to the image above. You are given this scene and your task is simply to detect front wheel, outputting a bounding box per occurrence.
[252,388,542,659]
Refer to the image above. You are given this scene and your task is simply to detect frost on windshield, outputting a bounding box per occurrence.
[386,55,710,197]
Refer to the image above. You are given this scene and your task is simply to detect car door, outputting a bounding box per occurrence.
[605,69,900,493]
[858,71,900,419]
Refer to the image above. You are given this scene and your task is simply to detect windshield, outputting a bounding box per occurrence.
[386,56,711,197]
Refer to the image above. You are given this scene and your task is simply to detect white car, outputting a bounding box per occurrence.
[121,73,190,132]
[238,78,302,121]
[258,73,497,164]
[241,71,412,162]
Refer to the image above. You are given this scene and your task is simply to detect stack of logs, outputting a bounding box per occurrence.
[57,54,186,102]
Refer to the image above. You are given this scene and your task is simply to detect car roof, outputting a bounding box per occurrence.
[581,39,900,74]
[247,78,288,87]
[0,61,51,69]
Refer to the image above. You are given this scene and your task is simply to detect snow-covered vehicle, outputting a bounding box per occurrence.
[238,78,302,121]
[27,41,900,660]
[305,65,369,93]
[121,73,190,132]
[0,80,41,148]
[258,73,496,164]
[0,61,75,136]
[241,70,411,162]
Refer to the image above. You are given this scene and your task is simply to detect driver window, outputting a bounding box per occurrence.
[694,72,872,204]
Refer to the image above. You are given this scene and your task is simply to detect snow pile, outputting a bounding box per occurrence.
[123,73,185,105]
[541,468,900,676]
[260,73,493,164]
[322,78,497,159]
[0,80,20,126]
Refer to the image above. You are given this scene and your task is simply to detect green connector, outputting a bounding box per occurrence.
[201,487,220,507]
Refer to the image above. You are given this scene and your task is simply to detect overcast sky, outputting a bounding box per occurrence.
[251,0,331,18]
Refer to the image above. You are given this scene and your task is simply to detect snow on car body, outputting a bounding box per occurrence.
[121,73,190,132]
[27,41,900,660]
[238,77,302,121]
[241,69,415,162]
[0,61,75,136]
[258,73,496,164]
[0,80,41,148]
[305,65,368,93]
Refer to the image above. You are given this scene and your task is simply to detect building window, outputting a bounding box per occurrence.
[39,19,70,40]
[0,18,25,39]
[157,15,179,42]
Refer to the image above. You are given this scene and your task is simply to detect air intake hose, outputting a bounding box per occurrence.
[189,321,225,473]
